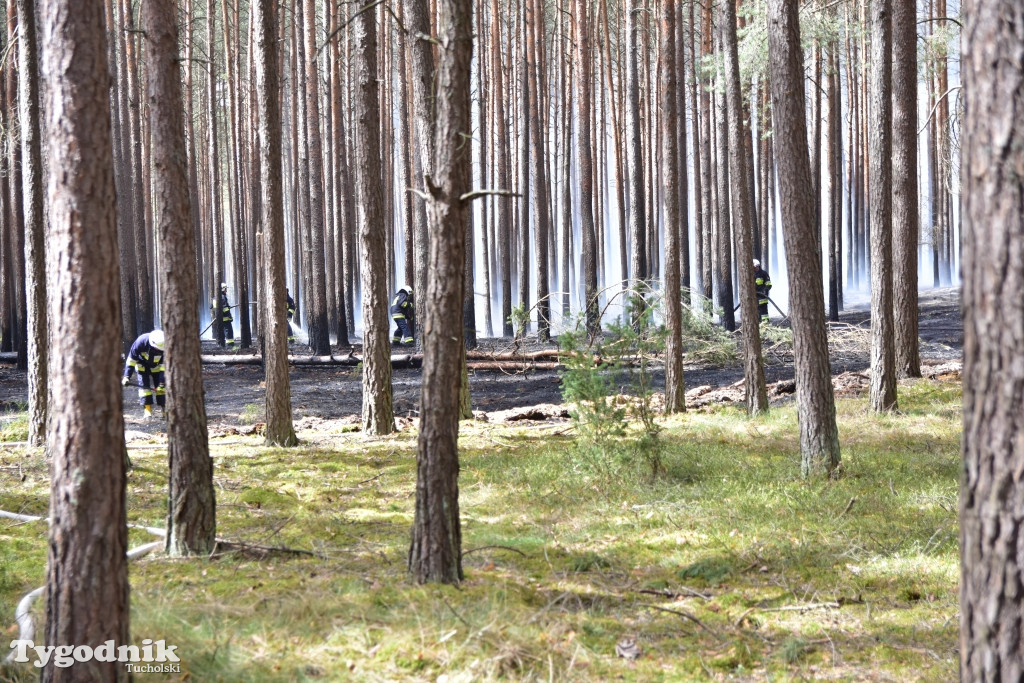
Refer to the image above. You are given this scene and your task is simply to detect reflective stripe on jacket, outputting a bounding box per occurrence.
[123,333,165,379]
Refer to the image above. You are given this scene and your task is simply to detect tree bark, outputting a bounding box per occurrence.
[355,1,394,435]
[17,0,46,446]
[207,0,226,347]
[252,0,297,446]
[39,0,129,676]
[660,0,684,414]
[144,0,216,555]
[409,0,471,585]
[625,0,646,297]
[573,0,599,334]
[698,1,713,309]
[123,1,152,334]
[766,0,841,477]
[406,0,435,343]
[300,0,330,354]
[527,0,549,340]
[868,0,897,412]
[891,0,920,378]
[675,2,690,296]
[960,1,1024,677]
[689,1,703,301]
[722,0,767,414]
[713,53,735,332]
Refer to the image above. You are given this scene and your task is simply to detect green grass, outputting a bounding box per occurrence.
[0,377,961,681]
[0,412,29,442]
[238,402,264,426]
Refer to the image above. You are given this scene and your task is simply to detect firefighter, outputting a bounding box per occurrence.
[211,282,235,348]
[390,285,415,345]
[286,288,296,343]
[121,329,166,419]
[753,259,772,323]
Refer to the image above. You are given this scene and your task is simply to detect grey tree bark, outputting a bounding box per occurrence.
[144,0,216,555]
[39,0,129,676]
[766,0,841,477]
[959,0,1024,677]
[17,0,46,446]
[252,0,297,446]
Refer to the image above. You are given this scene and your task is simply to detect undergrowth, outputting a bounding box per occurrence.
[0,378,961,681]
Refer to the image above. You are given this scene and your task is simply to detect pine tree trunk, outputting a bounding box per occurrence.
[123,1,152,333]
[331,1,353,345]
[713,52,735,332]
[207,0,226,347]
[252,0,296,447]
[892,0,920,378]
[766,0,841,478]
[698,1,714,309]
[527,0,549,340]
[516,0,530,332]
[660,0,684,414]
[105,0,137,353]
[144,0,216,555]
[355,1,395,435]
[406,0,435,343]
[959,0,1024,674]
[826,39,841,323]
[573,0,599,334]
[721,0,767,414]
[409,0,471,585]
[868,0,897,412]
[39,0,129,676]
[626,0,646,295]
[675,3,690,295]
[689,2,703,301]
[16,0,46,446]
[300,0,330,354]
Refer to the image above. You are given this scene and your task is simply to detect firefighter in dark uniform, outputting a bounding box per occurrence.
[390,286,415,345]
[121,330,166,419]
[211,282,235,348]
[753,259,772,323]
[286,288,296,343]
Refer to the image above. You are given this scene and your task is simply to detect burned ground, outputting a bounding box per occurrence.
[0,287,962,434]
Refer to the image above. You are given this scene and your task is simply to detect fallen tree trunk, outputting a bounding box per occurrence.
[466,361,562,371]
[198,354,562,372]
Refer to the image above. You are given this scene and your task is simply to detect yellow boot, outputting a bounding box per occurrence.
[144,405,154,419]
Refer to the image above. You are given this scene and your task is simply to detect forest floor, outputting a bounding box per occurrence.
[0,287,962,681]
[1,285,960,432]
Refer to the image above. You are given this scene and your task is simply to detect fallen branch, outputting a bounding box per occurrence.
[642,604,723,640]
[210,538,327,560]
[461,544,527,558]
[637,586,711,601]
[759,601,841,612]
